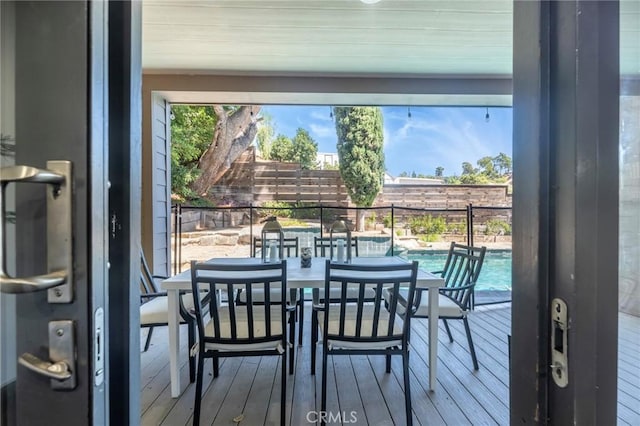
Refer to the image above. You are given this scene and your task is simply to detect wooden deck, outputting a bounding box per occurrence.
[141,303,640,425]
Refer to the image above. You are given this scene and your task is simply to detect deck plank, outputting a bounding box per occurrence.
[368,354,441,426]
[350,355,394,426]
[239,355,279,426]
[312,344,341,425]
[140,303,640,426]
[187,357,242,426]
[289,338,318,425]
[211,357,261,426]
[413,321,509,424]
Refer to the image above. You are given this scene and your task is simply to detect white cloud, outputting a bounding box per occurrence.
[309,123,334,138]
[384,108,500,174]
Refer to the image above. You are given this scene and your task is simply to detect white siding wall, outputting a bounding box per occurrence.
[0,1,17,386]
[619,96,640,315]
[151,94,171,276]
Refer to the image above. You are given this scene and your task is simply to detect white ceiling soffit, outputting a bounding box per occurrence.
[142,0,514,77]
[157,90,513,107]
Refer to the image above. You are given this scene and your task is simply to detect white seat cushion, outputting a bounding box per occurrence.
[236,287,299,304]
[140,294,196,326]
[203,305,287,353]
[317,286,377,301]
[383,288,466,318]
[317,305,404,350]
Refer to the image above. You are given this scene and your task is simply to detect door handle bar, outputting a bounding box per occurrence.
[17,320,77,390]
[18,353,72,381]
[0,165,64,186]
[0,270,66,293]
[0,162,73,302]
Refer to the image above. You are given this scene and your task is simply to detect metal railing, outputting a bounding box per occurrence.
[170,203,513,304]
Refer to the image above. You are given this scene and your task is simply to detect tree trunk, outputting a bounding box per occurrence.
[356,209,366,232]
[191,105,261,196]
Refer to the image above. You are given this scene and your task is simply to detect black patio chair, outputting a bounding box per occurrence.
[139,252,198,382]
[252,236,299,258]
[312,260,418,426]
[310,236,376,351]
[313,235,359,257]
[190,260,294,426]
[385,242,486,369]
[238,236,304,345]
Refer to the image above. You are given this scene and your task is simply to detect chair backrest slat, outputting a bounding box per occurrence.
[140,253,159,295]
[264,281,271,336]
[338,281,347,336]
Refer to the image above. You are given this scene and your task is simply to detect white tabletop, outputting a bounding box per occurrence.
[162,256,443,291]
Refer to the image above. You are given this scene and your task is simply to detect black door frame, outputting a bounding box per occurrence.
[8,1,140,424]
[13,1,110,424]
[512,0,619,423]
[107,1,142,424]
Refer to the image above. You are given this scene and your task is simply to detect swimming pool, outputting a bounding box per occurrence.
[281,228,512,293]
[403,250,512,292]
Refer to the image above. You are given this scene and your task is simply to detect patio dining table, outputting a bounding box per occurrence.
[161,256,444,398]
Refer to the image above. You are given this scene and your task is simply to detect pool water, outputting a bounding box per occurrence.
[280,228,512,293]
[403,250,512,292]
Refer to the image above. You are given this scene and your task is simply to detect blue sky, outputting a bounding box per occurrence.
[260,105,512,177]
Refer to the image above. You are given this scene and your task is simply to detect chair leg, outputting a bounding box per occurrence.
[385,353,391,373]
[311,310,318,375]
[143,327,153,352]
[320,348,328,426]
[281,351,287,426]
[463,317,479,370]
[212,353,219,378]
[298,291,304,346]
[188,322,196,383]
[289,312,295,375]
[443,319,454,343]
[403,351,413,426]
[193,353,205,426]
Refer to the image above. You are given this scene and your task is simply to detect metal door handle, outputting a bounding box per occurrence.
[0,165,64,186]
[0,161,73,302]
[18,353,72,381]
[0,270,66,293]
[17,320,76,390]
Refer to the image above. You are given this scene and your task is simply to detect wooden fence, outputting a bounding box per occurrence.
[375,184,511,209]
[211,148,350,205]
[211,148,512,211]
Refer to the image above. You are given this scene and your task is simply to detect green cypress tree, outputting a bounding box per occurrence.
[333,107,384,230]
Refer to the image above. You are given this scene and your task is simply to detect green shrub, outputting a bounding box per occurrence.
[259,201,292,218]
[395,229,403,237]
[279,218,308,227]
[485,219,512,235]
[382,213,397,228]
[290,202,321,220]
[408,214,447,236]
[447,221,466,235]
[418,234,440,243]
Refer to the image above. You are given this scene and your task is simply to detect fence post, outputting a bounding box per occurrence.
[249,203,253,257]
[172,205,178,275]
[320,205,324,238]
[391,204,395,256]
[466,204,471,245]
[178,204,183,273]
[469,203,474,247]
